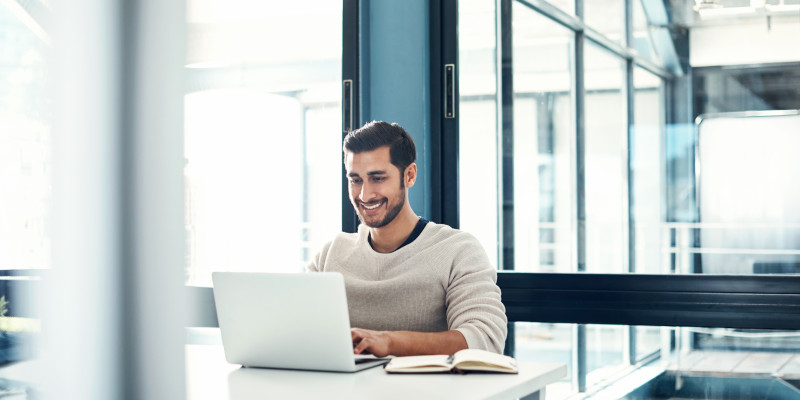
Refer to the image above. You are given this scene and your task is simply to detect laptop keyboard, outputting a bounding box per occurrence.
[354,355,386,364]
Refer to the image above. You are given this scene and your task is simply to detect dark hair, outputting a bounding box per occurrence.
[343,121,417,173]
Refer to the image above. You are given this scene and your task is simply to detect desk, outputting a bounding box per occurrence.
[186,344,566,400]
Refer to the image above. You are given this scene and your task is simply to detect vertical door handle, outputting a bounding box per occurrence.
[444,64,455,119]
[343,79,353,133]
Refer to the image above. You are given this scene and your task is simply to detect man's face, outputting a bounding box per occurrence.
[344,146,408,228]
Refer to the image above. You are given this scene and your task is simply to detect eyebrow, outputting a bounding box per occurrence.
[348,170,388,178]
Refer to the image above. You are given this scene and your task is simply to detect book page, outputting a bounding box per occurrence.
[452,349,517,372]
[384,355,452,373]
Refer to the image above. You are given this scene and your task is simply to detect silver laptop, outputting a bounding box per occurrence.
[212,271,389,372]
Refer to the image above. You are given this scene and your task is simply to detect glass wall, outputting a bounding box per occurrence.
[584,0,624,43]
[458,0,500,266]
[183,0,343,286]
[459,0,575,272]
[584,42,626,274]
[457,0,673,396]
[632,67,664,275]
[681,3,800,357]
[632,66,665,363]
[518,322,800,399]
[687,65,800,282]
[632,0,660,64]
[456,0,800,398]
[511,3,574,274]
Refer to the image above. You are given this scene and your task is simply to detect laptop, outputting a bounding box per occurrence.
[211,271,389,372]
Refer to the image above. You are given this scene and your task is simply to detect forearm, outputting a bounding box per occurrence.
[387,330,468,356]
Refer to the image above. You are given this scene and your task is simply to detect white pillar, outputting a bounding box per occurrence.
[45,0,186,398]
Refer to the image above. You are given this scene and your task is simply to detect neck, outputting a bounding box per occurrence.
[369,204,419,253]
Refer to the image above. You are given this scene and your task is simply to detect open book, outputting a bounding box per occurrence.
[384,349,518,374]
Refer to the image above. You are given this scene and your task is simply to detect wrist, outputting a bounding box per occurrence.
[385,331,398,355]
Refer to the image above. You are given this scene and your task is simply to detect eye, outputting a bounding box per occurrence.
[373,176,386,182]
[349,178,362,184]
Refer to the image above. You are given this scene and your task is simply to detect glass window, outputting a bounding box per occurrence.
[632,66,666,364]
[0,3,49,369]
[634,325,662,363]
[513,323,574,397]
[584,41,627,387]
[584,0,624,43]
[184,1,343,286]
[458,0,500,266]
[688,65,800,277]
[632,66,664,275]
[458,0,799,398]
[632,0,661,63]
[694,113,800,275]
[512,322,800,398]
[511,2,574,273]
[459,0,575,271]
[0,6,51,271]
[548,0,575,16]
[584,42,626,274]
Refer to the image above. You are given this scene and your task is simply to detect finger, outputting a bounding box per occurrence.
[354,338,372,355]
[351,329,366,347]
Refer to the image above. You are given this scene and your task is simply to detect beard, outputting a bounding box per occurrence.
[353,181,406,228]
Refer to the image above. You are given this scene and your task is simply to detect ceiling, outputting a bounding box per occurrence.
[671,0,800,27]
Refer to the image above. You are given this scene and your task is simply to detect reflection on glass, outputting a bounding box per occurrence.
[184,1,342,286]
[511,2,574,273]
[584,0,624,43]
[459,0,499,265]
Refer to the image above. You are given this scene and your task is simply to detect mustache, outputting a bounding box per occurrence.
[356,199,385,206]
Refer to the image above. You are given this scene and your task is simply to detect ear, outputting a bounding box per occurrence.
[405,163,417,189]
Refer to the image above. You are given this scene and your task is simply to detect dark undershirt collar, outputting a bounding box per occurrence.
[368,217,430,253]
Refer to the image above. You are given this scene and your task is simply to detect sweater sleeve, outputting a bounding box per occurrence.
[305,240,331,273]
[444,234,508,354]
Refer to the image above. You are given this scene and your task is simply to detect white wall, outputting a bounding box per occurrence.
[690,16,800,66]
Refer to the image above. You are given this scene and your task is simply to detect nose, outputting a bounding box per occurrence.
[358,181,375,202]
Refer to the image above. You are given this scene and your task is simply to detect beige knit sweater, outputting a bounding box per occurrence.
[307,221,507,354]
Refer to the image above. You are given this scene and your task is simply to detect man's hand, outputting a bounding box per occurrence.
[351,328,468,357]
[351,328,393,357]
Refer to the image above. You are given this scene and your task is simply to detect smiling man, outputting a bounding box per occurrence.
[307,121,507,357]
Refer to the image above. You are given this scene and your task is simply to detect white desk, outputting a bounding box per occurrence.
[186,344,566,400]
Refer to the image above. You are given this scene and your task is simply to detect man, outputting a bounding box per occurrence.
[307,121,507,357]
